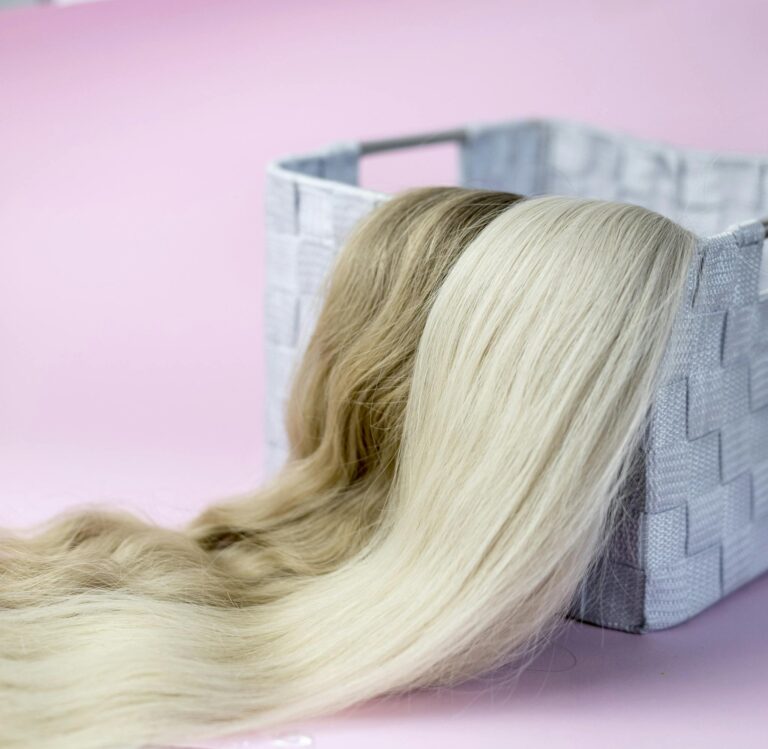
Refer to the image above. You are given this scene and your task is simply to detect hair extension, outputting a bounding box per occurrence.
[188,186,525,583]
[0,187,522,610]
[0,194,695,749]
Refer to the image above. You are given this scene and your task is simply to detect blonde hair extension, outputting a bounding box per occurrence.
[0,194,695,749]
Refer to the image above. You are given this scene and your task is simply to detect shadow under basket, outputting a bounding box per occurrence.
[263,117,768,633]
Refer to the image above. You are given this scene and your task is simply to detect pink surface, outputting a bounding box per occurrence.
[1,0,767,747]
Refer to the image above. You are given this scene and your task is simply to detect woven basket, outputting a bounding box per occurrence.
[263,118,768,633]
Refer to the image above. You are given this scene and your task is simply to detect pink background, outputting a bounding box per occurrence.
[1,1,767,747]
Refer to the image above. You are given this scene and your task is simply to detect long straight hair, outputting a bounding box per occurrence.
[0,193,695,749]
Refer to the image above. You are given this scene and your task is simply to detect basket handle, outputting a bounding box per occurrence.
[359,127,467,156]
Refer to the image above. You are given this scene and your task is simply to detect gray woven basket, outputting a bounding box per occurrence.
[264,118,768,633]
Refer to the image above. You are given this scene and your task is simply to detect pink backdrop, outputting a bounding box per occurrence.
[1,1,767,747]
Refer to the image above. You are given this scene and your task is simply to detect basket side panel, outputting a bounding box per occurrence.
[461,121,548,195]
[263,154,384,476]
[538,120,768,239]
[641,220,767,630]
